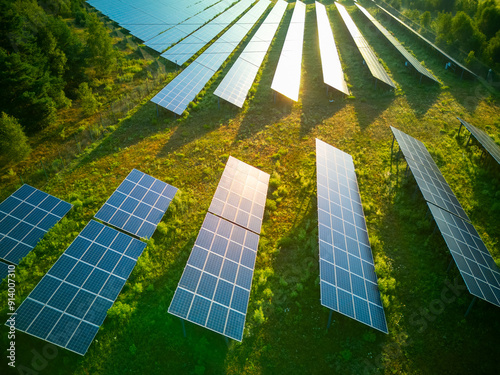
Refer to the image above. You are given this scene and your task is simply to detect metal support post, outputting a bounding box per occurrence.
[180,318,186,338]
[464,296,477,317]
[446,259,454,273]
[465,134,472,147]
[327,310,333,329]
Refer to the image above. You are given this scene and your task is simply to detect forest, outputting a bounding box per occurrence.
[0,0,499,374]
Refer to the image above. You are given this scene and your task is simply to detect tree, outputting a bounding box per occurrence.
[85,13,116,76]
[420,11,432,28]
[477,1,500,39]
[0,112,31,162]
[77,82,99,116]
[451,11,486,53]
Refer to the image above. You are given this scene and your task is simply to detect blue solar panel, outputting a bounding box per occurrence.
[168,212,260,341]
[391,127,470,222]
[316,139,388,333]
[0,261,9,284]
[7,220,146,355]
[94,169,177,239]
[428,203,500,307]
[0,185,72,264]
[208,156,269,234]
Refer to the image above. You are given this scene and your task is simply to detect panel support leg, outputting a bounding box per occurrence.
[460,69,465,80]
[156,104,159,118]
[465,134,472,147]
[419,74,423,84]
[457,122,463,136]
[327,310,333,329]
[464,296,477,317]
[218,97,220,110]
[224,336,229,346]
[180,318,186,338]
[446,259,454,273]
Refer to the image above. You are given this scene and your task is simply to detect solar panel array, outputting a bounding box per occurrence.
[335,2,395,89]
[9,220,147,355]
[0,261,9,284]
[0,185,72,265]
[391,126,469,222]
[169,156,269,341]
[316,139,388,333]
[161,0,255,65]
[376,4,477,79]
[428,203,500,307]
[316,1,350,96]
[152,0,271,115]
[271,0,306,101]
[86,0,218,43]
[146,0,236,53]
[94,169,178,239]
[214,0,288,107]
[457,117,500,166]
[355,4,438,84]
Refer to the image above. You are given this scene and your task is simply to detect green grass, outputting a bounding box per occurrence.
[1,1,500,374]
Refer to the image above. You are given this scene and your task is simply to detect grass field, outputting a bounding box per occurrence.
[1,1,500,374]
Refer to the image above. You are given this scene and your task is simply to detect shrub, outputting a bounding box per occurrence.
[0,112,31,162]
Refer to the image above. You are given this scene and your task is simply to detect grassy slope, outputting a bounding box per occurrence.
[1,1,500,374]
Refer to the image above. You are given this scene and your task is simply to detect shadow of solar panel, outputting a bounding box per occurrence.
[7,220,146,355]
[457,117,500,166]
[0,185,72,264]
[95,169,177,239]
[316,139,388,333]
[391,127,470,222]
[428,203,500,307]
[168,212,260,341]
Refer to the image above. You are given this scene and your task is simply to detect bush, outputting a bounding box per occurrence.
[78,83,99,116]
[0,112,31,162]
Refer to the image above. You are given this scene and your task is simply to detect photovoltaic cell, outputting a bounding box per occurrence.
[391,126,470,222]
[457,117,500,166]
[214,0,288,107]
[208,156,270,234]
[316,138,388,333]
[0,185,72,264]
[316,2,350,95]
[168,212,260,341]
[95,169,177,239]
[428,203,500,307]
[0,261,9,283]
[355,3,438,84]
[7,220,146,355]
[271,0,306,101]
[335,2,395,89]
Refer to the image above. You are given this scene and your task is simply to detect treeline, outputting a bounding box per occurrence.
[0,0,116,135]
[386,0,500,72]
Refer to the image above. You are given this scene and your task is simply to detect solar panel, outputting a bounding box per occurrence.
[0,261,9,283]
[168,212,260,341]
[94,169,177,239]
[335,2,396,89]
[391,127,470,222]
[271,0,306,101]
[214,0,288,107]
[376,4,477,79]
[457,117,500,166]
[153,0,271,115]
[316,139,388,333]
[8,220,147,355]
[208,156,270,234]
[355,4,438,84]
[316,1,350,96]
[428,203,500,307]
[0,185,72,264]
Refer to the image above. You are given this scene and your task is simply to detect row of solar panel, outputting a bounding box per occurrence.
[391,127,500,309]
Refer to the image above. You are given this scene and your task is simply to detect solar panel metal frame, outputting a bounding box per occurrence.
[0,185,72,265]
[168,212,260,341]
[316,1,350,96]
[335,2,396,89]
[376,4,477,79]
[355,4,438,84]
[214,0,288,107]
[208,156,270,234]
[7,220,147,355]
[427,202,500,307]
[390,126,470,222]
[316,138,388,333]
[94,169,178,239]
[271,0,306,102]
[457,117,500,166]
